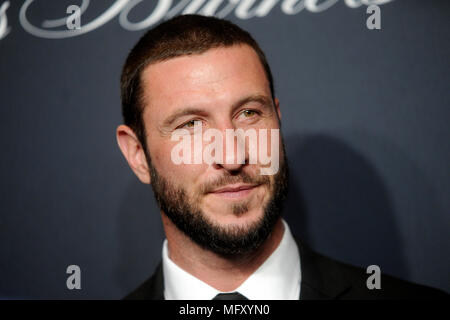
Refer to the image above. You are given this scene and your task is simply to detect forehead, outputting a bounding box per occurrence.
[140,45,271,124]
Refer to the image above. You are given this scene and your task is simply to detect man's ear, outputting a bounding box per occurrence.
[116,124,151,184]
[274,98,281,121]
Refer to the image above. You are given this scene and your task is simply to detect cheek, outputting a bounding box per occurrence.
[255,120,281,151]
[151,143,205,182]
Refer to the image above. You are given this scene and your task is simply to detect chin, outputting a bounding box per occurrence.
[203,205,265,227]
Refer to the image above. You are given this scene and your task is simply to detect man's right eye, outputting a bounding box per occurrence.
[180,119,201,129]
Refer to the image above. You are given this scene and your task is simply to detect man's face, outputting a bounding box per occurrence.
[140,44,288,255]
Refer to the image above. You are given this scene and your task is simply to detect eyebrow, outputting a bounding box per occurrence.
[232,94,273,112]
[162,108,208,128]
[161,94,273,128]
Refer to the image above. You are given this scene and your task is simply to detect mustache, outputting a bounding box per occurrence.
[199,172,271,195]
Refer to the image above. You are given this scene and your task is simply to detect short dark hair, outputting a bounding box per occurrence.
[120,14,275,153]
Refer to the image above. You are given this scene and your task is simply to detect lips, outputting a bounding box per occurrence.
[208,184,259,199]
[210,184,258,193]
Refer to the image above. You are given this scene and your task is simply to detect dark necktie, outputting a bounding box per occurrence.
[212,292,249,300]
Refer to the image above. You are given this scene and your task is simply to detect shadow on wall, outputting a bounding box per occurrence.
[283,133,409,280]
[115,178,164,297]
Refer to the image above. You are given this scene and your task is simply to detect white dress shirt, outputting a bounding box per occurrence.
[162,219,301,300]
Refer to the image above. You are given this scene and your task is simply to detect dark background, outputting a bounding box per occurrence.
[0,0,449,299]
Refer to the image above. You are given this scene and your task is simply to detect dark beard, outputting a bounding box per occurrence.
[147,147,289,257]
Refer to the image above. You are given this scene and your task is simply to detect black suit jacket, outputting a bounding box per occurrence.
[124,238,447,300]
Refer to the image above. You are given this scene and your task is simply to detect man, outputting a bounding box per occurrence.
[116,14,446,300]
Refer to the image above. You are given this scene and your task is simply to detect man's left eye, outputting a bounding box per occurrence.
[240,110,257,118]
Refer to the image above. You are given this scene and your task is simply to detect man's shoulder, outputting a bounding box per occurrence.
[123,262,164,300]
[299,242,448,300]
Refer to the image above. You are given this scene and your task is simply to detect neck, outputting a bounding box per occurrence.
[161,213,285,292]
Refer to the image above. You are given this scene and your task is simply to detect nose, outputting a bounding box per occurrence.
[216,160,246,173]
[212,124,249,173]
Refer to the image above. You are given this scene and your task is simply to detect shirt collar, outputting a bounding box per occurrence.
[162,219,301,300]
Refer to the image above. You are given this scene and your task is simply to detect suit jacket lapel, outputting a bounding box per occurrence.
[294,237,352,300]
[124,262,164,300]
[148,262,165,300]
